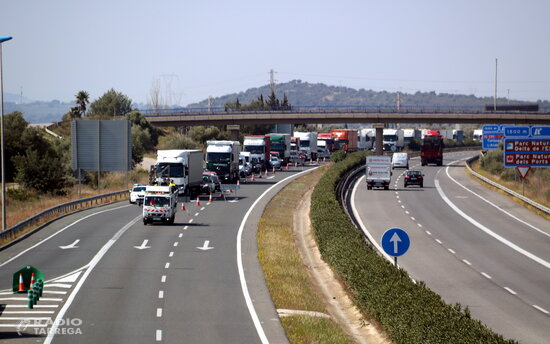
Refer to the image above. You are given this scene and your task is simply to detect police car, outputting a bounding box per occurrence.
[129,184,147,204]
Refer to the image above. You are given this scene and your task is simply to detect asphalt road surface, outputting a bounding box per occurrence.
[352,151,550,344]
[0,164,319,343]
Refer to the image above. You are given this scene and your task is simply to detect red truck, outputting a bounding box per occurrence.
[331,129,358,152]
[421,131,444,166]
[317,132,336,152]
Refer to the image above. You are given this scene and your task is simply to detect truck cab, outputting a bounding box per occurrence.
[142,186,178,225]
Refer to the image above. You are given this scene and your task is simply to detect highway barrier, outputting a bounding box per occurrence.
[311,151,517,344]
[0,190,129,250]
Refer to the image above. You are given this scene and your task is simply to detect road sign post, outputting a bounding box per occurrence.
[381,228,410,266]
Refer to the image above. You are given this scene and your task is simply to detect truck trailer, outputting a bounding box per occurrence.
[151,150,203,197]
[243,135,271,172]
[267,133,291,165]
[331,129,358,152]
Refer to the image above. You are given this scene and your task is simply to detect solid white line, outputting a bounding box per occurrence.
[158,290,164,299]
[462,259,472,266]
[156,329,162,341]
[0,324,49,328]
[0,297,62,301]
[435,177,550,270]
[6,304,58,308]
[481,272,492,279]
[169,252,174,257]
[237,167,319,344]
[0,317,52,320]
[157,308,162,317]
[164,263,170,269]
[1,311,54,314]
[0,204,133,268]
[161,275,166,283]
[445,162,549,238]
[504,287,517,295]
[43,215,141,344]
[173,242,178,247]
[533,305,549,314]
[44,283,72,289]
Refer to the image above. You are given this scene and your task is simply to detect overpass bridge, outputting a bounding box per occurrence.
[142,106,550,127]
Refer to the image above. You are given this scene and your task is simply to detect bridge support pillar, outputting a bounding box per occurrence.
[226,125,240,141]
[373,123,385,155]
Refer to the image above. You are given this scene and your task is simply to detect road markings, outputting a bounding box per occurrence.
[533,305,549,314]
[158,290,164,299]
[410,216,415,221]
[156,329,162,341]
[157,308,162,317]
[173,242,178,247]
[435,239,442,245]
[504,287,517,295]
[59,239,80,250]
[417,223,423,228]
[188,219,194,223]
[425,230,431,235]
[435,178,550,270]
[200,207,205,211]
[178,233,183,238]
[197,240,214,251]
[481,272,492,279]
[164,262,170,269]
[448,249,456,254]
[161,275,166,283]
[194,212,199,216]
[462,259,472,266]
[183,226,188,230]
[134,239,151,250]
[169,252,174,257]
[405,210,410,215]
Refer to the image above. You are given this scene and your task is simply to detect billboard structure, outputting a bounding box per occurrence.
[71,120,132,189]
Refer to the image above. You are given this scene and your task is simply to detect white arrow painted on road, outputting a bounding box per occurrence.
[134,239,151,250]
[197,240,214,251]
[59,239,80,250]
[390,233,401,254]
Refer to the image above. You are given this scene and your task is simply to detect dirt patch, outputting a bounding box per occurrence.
[293,189,390,344]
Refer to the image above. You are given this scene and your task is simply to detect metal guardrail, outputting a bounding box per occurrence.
[0,190,129,249]
[465,156,550,216]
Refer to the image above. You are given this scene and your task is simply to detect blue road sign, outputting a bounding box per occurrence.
[482,125,504,150]
[381,228,410,257]
[503,126,550,167]
[504,126,530,138]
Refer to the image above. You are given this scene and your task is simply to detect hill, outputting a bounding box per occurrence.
[187,80,549,110]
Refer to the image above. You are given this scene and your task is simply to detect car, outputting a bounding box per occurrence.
[403,170,424,188]
[270,156,282,170]
[392,152,409,169]
[317,147,330,160]
[203,171,221,192]
[129,184,147,204]
[289,151,305,166]
[239,155,252,177]
[201,174,216,194]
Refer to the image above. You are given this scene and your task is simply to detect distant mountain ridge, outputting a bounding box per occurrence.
[5,81,549,124]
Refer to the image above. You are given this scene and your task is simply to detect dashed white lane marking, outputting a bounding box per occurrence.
[169,252,174,257]
[158,291,164,299]
[183,225,189,230]
[398,200,402,203]
[481,272,492,279]
[173,242,178,247]
[504,287,517,295]
[179,233,183,238]
[405,211,410,215]
[396,195,400,199]
[164,262,170,269]
[417,223,423,228]
[435,239,442,245]
[194,212,199,217]
[161,275,166,283]
[200,207,205,211]
[188,219,194,223]
[156,329,162,341]
[157,308,162,317]
[462,259,472,266]
[400,205,405,209]
[410,217,415,221]
[448,249,456,254]
[533,305,549,314]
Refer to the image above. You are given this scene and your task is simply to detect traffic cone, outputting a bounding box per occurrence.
[265,169,269,177]
[208,193,213,202]
[251,174,255,182]
[181,202,186,211]
[30,273,35,288]
[295,162,298,167]
[272,166,276,174]
[285,163,289,170]
[18,273,25,292]
[196,196,201,206]
[237,179,240,188]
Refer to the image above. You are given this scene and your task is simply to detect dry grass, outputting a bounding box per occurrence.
[258,166,353,344]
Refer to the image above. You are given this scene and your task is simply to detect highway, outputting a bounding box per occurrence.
[351,151,550,344]
[0,165,318,343]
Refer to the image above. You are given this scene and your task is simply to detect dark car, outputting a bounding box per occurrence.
[404,170,424,188]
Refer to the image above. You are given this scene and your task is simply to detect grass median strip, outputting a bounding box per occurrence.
[257,166,353,344]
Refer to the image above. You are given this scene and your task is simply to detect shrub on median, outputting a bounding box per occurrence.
[310,152,518,344]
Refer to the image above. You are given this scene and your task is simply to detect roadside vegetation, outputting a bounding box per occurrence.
[257,166,353,344]
[474,148,550,209]
[310,151,518,344]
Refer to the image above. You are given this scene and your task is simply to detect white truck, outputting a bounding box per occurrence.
[366,155,392,190]
[142,185,178,225]
[152,150,203,197]
[403,129,421,145]
[358,128,376,150]
[383,129,405,152]
[294,131,318,160]
[243,135,271,172]
[205,140,241,183]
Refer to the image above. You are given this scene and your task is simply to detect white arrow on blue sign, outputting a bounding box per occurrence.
[381,228,410,257]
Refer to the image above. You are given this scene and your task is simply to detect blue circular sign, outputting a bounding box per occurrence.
[381,228,410,257]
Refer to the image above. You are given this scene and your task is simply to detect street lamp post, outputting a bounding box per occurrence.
[0,36,13,232]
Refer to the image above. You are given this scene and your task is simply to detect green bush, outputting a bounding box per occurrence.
[7,188,39,202]
[310,153,517,344]
[330,150,347,163]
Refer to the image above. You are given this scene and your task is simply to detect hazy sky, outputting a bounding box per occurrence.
[2,1,549,105]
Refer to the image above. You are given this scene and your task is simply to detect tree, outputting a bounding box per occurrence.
[125,111,162,147]
[3,112,29,181]
[88,89,133,118]
[75,91,90,118]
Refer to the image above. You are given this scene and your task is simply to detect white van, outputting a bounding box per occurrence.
[392,152,409,169]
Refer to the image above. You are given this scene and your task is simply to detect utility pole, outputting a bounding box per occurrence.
[208,96,212,112]
[494,58,498,111]
[20,86,23,104]
[396,91,401,111]
[269,69,276,93]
